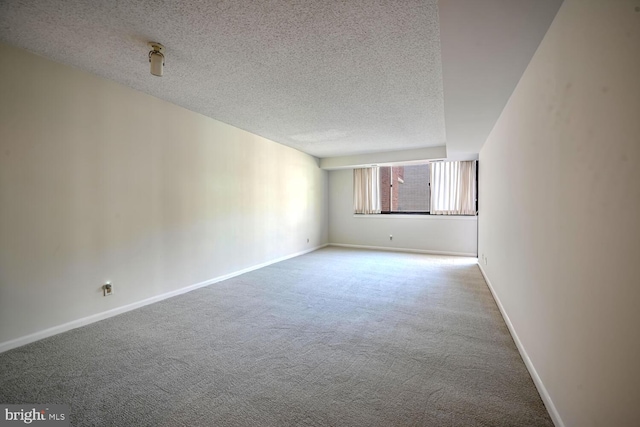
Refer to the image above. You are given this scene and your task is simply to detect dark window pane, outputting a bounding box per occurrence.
[379,164,430,213]
[395,164,430,212]
[380,166,391,212]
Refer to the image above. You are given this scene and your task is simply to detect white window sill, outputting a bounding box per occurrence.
[353,214,477,221]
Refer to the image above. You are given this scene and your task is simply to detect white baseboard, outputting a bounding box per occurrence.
[477,262,564,427]
[0,243,329,354]
[329,243,476,257]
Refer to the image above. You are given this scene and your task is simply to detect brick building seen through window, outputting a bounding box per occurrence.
[379,164,430,213]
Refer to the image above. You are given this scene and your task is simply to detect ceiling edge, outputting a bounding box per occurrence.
[320,146,447,170]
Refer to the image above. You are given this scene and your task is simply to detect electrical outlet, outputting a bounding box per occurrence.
[484,256,488,266]
[103,282,113,297]
[389,235,393,241]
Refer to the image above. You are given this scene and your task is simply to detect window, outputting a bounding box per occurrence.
[354,161,477,216]
[380,164,431,214]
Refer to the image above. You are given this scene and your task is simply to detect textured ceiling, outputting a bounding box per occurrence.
[0,0,446,158]
[0,0,563,160]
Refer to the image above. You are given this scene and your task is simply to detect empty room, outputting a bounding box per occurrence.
[0,0,638,426]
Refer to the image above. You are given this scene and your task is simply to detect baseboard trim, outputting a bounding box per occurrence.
[329,243,476,257]
[0,243,329,354]
[477,262,564,427]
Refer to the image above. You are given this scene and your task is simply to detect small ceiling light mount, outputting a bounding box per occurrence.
[148,42,165,77]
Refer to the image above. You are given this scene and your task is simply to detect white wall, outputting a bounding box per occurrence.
[320,146,447,169]
[0,43,328,346]
[478,1,640,426]
[329,169,477,256]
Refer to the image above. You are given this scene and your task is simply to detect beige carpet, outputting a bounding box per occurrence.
[0,247,553,426]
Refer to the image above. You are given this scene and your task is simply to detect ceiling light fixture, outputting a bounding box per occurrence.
[148,42,165,77]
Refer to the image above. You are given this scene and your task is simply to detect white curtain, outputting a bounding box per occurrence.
[353,167,381,214]
[430,161,477,215]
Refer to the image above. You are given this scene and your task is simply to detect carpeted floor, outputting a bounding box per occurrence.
[0,247,553,426]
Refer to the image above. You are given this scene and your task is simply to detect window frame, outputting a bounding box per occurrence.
[379,164,432,215]
[371,161,478,217]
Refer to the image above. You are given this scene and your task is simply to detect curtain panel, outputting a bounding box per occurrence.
[353,167,381,214]
[430,161,477,215]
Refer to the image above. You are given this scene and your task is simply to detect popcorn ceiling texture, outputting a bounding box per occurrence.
[0,0,446,158]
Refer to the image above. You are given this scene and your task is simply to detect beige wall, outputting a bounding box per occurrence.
[329,169,477,256]
[0,43,328,345]
[478,1,640,426]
